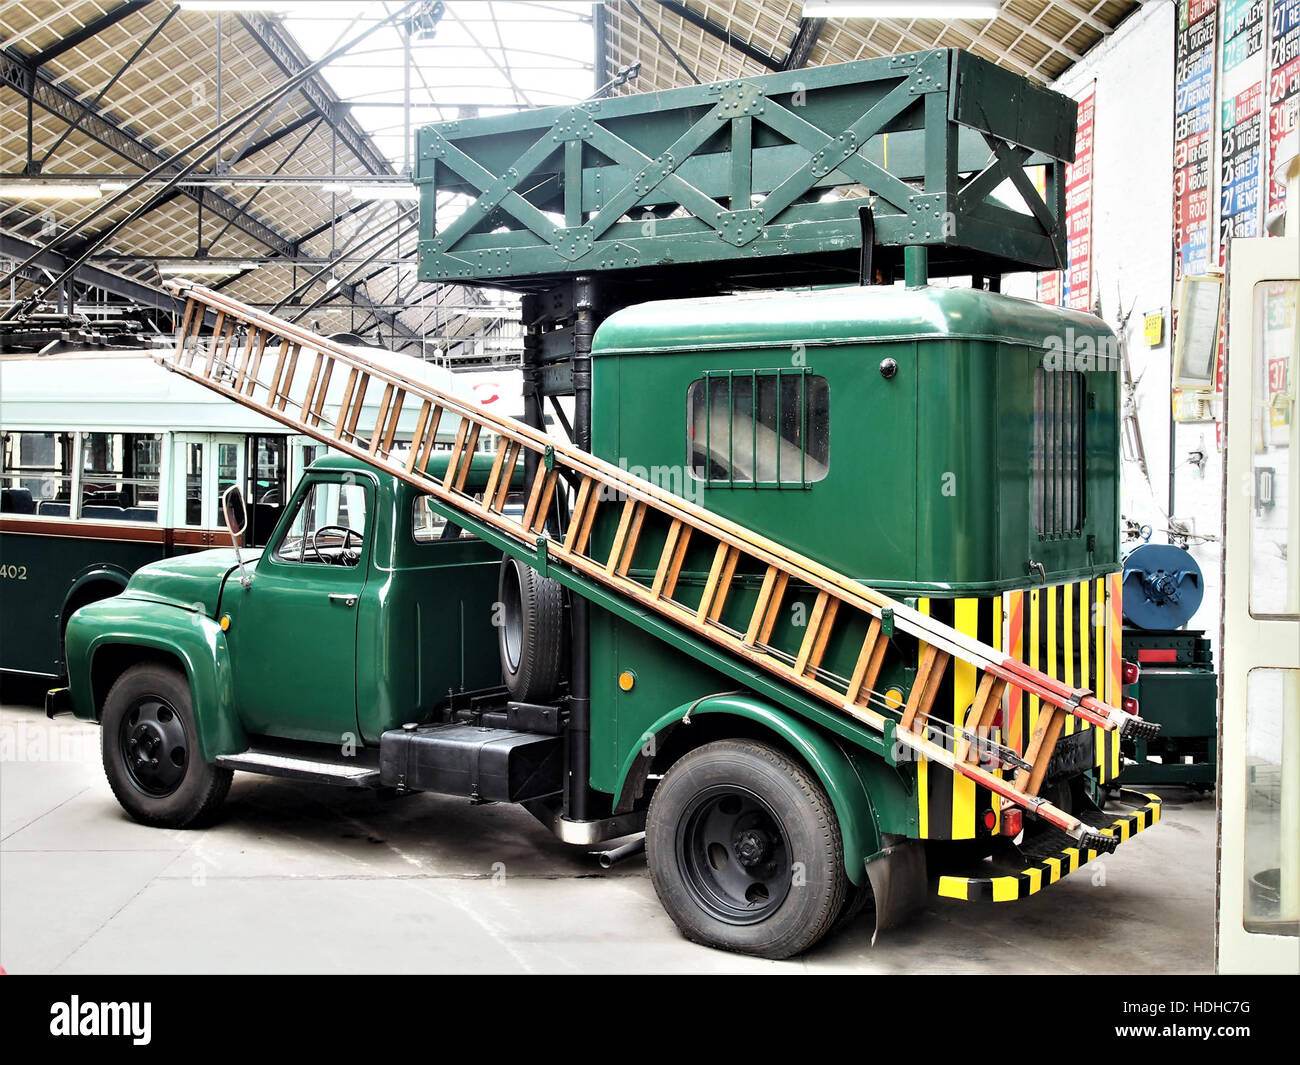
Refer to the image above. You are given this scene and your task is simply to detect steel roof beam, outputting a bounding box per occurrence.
[653,0,784,72]
[0,228,171,308]
[30,0,156,69]
[0,46,426,346]
[235,13,393,177]
[781,17,825,70]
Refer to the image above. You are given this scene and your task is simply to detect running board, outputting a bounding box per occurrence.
[216,750,381,788]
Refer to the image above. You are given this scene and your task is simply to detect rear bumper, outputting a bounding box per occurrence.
[934,789,1161,903]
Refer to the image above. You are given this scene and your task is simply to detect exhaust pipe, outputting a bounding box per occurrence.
[595,835,645,868]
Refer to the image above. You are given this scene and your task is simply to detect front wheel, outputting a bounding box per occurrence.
[101,663,231,828]
[646,739,848,959]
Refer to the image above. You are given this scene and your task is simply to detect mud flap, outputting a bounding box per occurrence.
[864,838,927,943]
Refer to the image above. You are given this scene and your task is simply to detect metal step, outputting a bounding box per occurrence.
[216,749,381,788]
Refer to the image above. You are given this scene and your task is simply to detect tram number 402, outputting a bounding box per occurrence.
[0,564,28,581]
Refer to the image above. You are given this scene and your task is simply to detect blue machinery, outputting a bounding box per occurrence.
[1118,543,1217,787]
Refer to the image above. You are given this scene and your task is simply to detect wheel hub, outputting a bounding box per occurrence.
[733,827,772,867]
[677,785,793,925]
[118,698,188,797]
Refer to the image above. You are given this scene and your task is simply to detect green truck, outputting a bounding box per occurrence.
[54,49,1163,959]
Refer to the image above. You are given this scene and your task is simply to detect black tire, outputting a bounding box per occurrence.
[646,739,848,959]
[101,663,231,828]
[833,879,875,933]
[497,555,565,702]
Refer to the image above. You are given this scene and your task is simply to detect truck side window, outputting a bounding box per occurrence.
[275,480,368,566]
[688,370,829,486]
[1032,367,1086,536]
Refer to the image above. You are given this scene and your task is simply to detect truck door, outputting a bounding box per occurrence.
[226,474,372,745]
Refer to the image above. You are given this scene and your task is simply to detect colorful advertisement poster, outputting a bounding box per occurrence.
[1064,91,1096,311]
[1036,92,1094,307]
[1175,0,1219,280]
[1219,0,1269,249]
[1268,0,1300,216]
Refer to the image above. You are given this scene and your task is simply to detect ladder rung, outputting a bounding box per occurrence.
[1016,703,1067,796]
[744,566,779,645]
[521,465,551,530]
[794,591,836,676]
[443,421,470,488]
[277,344,301,411]
[795,590,837,676]
[492,442,521,511]
[756,570,790,645]
[406,401,433,473]
[454,424,482,491]
[696,543,731,621]
[175,300,197,364]
[564,477,596,552]
[482,438,512,506]
[334,369,359,441]
[956,673,1007,764]
[244,329,268,396]
[653,520,692,600]
[203,312,226,375]
[414,406,442,476]
[606,499,644,575]
[308,356,334,425]
[845,617,887,706]
[899,646,949,734]
[237,327,260,394]
[343,370,368,438]
[369,384,395,453]
[299,352,323,421]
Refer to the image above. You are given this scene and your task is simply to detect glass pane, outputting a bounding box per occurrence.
[1,431,74,515]
[687,373,830,485]
[184,443,204,527]
[80,432,159,523]
[275,481,367,565]
[1244,668,1299,936]
[1249,281,1299,617]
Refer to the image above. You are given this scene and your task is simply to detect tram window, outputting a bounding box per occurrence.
[1031,368,1086,537]
[184,442,204,526]
[687,371,830,486]
[246,436,288,548]
[80,433,161,522]
[1,431,74,515]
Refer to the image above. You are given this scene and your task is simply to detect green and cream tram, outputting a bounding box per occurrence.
[0,341,463,680]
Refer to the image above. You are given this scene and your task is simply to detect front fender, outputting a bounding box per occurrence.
[64,563,131,605]
[615,694,910,885]
[65,596,244,761]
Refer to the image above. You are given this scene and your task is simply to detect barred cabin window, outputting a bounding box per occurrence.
[1032,368,1085,536]
[688,370,829,487]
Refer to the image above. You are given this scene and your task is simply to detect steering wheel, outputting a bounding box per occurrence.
[310,524,363,565]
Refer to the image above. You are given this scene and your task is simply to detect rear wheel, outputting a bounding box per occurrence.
[101,663,231,828]
[646,738,847,959]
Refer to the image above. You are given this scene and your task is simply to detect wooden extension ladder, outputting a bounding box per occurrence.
[160,282,1158,852]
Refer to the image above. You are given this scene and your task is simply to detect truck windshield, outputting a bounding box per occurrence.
[275,480,368,566]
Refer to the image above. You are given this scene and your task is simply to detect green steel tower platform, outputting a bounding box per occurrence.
[414,48,1077,296]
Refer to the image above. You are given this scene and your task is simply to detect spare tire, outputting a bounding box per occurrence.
[498,555,566,702]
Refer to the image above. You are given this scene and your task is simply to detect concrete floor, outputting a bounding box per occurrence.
[0,686,1217,974]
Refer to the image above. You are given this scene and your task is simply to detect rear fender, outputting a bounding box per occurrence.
[64,596,244,761]
[613,693,909,886]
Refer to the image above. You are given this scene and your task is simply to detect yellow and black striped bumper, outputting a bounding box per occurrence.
[934,791,1161,903]
[915,575,1125,841]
